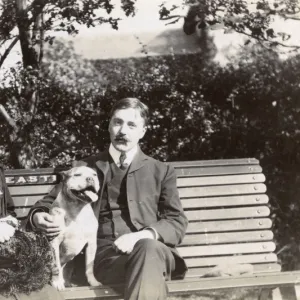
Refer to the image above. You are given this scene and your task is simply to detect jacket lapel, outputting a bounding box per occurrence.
[94,151,110,200]
[95,151,110,177]
[128,147,148,174]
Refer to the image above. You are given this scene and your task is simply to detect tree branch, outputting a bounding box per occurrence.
[234,28,300,52]
[39,13,44,64]
[0,104,18,130]
[0,36,19,69]
[282,14,300,21]
[160,14,185,20]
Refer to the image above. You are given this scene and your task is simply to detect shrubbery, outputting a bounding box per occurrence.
[1,44,300,269]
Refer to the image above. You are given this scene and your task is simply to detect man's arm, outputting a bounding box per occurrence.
[25,182,62,231]
[149,164,188,247]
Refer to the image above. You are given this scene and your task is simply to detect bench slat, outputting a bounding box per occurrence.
[8,174,265,188]
[177,174,265,187]
[13,206,272,221]
[182,194,269,209]
[11,196,43,207]
[175,165,262,177]
[179,183,266,198]
[170,158,259,167]
[4,161,260,183]
[168,271,300,294]
[10,194,269,209]
[186,263,281,277]
[5,168,64,176]
[178,242,276,257]
[187,218,272,233]
[6,173,265,187]
[3,158,258,176]
[185,206,270,221]
[9,185,56,196]
[185,253,278,268]
[180,230,274,246]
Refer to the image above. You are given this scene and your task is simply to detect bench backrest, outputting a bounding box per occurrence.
[5,158,280,278]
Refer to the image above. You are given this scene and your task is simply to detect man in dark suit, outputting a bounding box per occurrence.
[27,98,188,300]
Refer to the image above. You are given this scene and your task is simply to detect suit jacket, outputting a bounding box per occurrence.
[27,148,188,279]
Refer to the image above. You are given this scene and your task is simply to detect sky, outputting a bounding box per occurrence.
[0,0,185,74]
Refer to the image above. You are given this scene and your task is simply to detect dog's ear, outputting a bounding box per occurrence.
[59,170,71,181]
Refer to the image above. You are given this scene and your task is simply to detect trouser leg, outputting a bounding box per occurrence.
[124,239,175,300]
[94,239,128,284]
[94,238,175,300]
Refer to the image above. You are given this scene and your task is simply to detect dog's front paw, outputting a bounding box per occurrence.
[87,274,102,287]
[52,276,66,291]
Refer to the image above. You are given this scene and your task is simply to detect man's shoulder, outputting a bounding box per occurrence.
[145,155,166,167]
[143,153,174,175]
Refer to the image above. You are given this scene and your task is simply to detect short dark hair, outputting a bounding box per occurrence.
[110,98,149,126]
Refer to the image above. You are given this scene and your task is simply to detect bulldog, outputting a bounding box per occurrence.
[50,166,101,291]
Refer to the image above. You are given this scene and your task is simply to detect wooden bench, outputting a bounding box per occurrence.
[5,158,300,300]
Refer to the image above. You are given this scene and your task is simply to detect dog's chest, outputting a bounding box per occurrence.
[58,207,98,259]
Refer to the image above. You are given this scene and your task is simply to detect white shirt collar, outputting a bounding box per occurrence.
[109,144,138,167]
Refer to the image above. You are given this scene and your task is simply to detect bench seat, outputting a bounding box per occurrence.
[62,271,300,299]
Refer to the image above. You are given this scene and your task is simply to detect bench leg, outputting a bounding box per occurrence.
[259,289,271,300]
[272,288,283,300]
[263,286,300,300]
[295,285,300,299]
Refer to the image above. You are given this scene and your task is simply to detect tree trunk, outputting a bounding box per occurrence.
[9,136,38,169]
[9,0,45,168]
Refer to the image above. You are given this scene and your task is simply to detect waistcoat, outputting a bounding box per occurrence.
[97,158,135,239]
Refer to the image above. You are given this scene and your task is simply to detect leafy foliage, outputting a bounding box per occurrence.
[159,0,300,51]
[0,0,137,168]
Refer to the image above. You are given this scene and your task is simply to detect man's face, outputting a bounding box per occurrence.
[108,108,146,152]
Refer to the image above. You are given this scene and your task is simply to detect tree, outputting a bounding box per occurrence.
[159,0,300,52]
[0,0,136,168]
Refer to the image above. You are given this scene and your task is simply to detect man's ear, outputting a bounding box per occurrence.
[141,125,147,138]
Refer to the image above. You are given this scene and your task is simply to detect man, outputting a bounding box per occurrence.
[27,98,188,300]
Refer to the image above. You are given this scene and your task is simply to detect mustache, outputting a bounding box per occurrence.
[115,135,129,142]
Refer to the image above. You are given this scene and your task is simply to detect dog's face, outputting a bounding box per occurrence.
[61,166,100,203]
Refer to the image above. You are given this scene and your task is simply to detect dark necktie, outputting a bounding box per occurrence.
[119,152,128,170]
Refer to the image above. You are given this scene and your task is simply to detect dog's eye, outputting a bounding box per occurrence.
[74,173,82,177]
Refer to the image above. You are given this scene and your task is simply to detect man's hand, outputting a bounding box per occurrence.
[0,222,15,243]
[32,212,63,239]
[113,230,154,254]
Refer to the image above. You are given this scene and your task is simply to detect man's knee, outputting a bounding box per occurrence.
[128,239,175,282]
[132,239,174,264]
[134,238,164,253]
